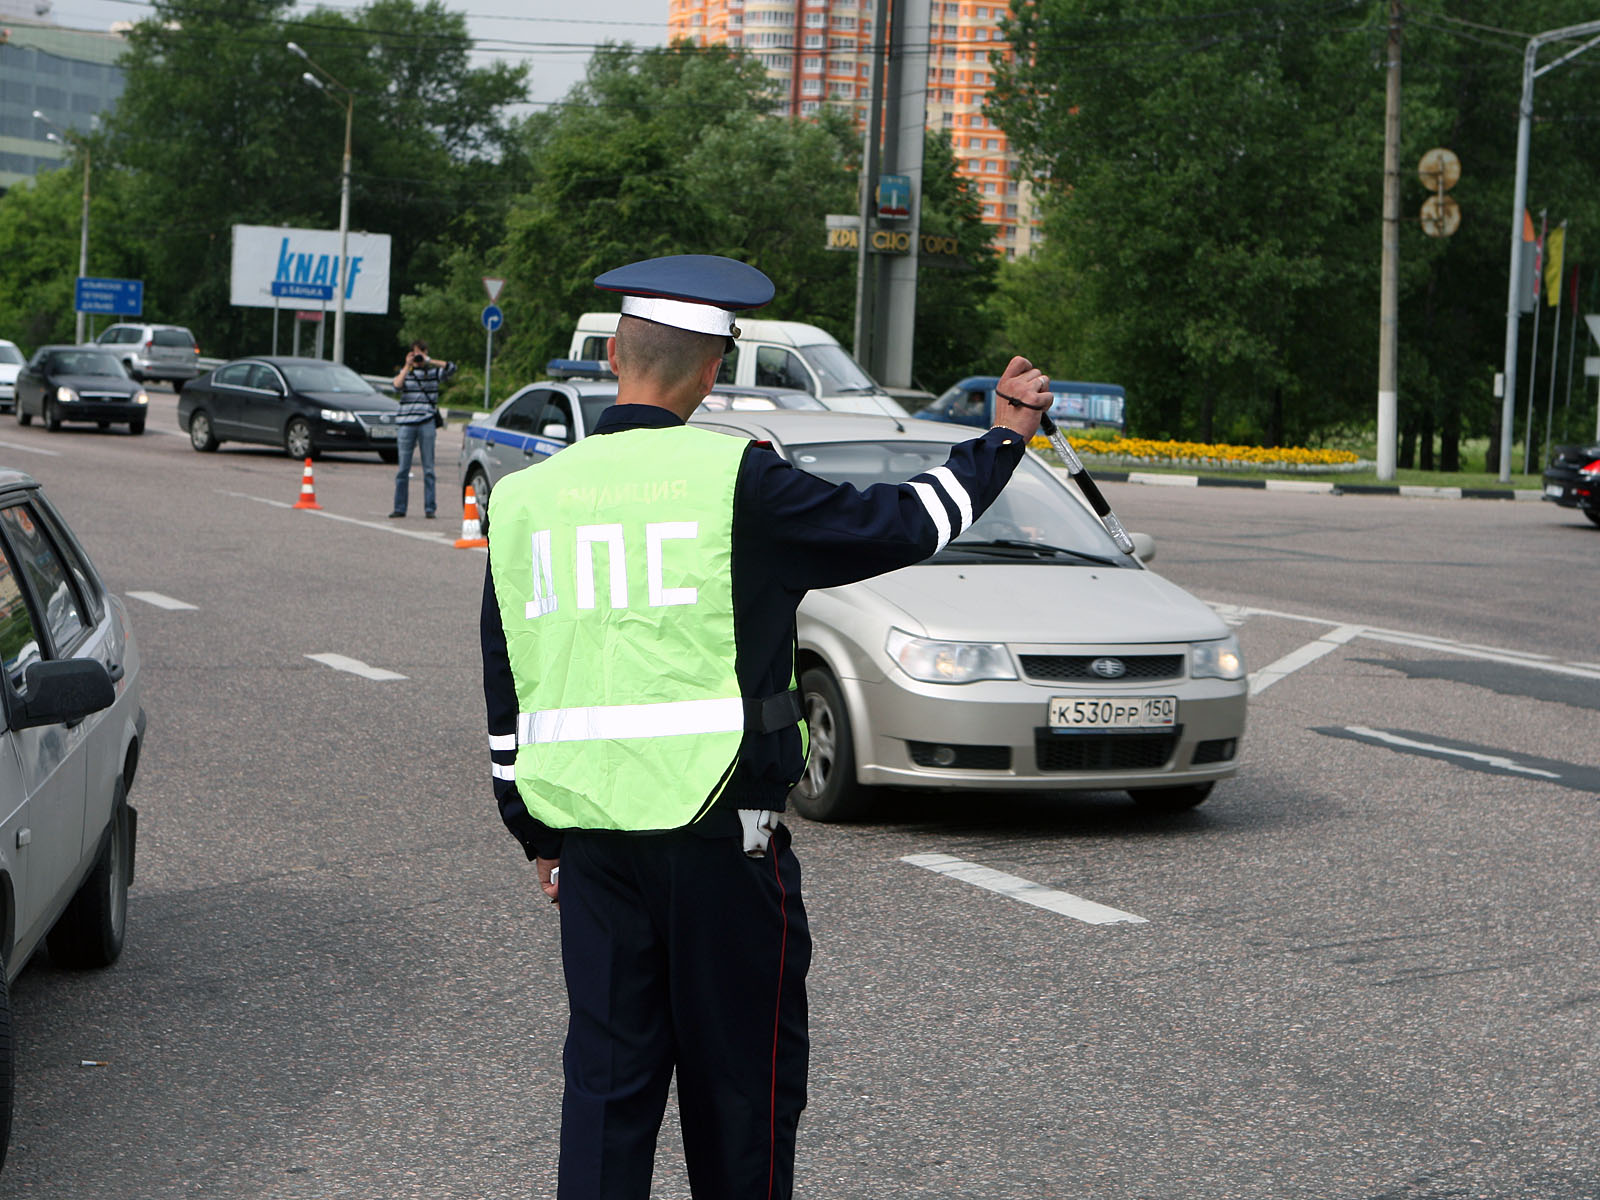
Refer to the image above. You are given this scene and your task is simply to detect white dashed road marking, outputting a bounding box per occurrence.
[305,653,408,682]
[901,854,1148,926]
[222,490,464,548]
[1248,623,1364,696]
[127,591,197,611]
[1340,726,1562,780]
[0,440,61,456]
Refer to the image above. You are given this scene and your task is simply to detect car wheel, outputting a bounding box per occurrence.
[466,468,492,536]
[1127,781,1213,813]
[97,420,110,430]
[791,667,874,822]
[0,958,11,1173]
[172,378,184,395]
[44,398,61,431]
[129,419,145,435]
[1585,510,1600,529]
[188,409,219,451]
[47,786,131,969]
[378,447,399,464]
[284,417,316,460]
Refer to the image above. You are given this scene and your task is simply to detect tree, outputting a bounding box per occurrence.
[989,0,1384,444]
[97,0,525,371]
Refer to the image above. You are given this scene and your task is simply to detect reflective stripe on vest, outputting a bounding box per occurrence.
[487,425,750,832]
[517,697,745,744]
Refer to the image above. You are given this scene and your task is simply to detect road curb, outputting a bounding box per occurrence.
[1066,468,1541,502]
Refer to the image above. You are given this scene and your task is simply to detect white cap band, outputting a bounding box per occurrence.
[621,295,737,337]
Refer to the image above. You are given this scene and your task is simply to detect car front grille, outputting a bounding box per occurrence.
[355,411,396,427]
[1019,654,1185,683]
[80,392,134,402]
[1034,728,1179,772]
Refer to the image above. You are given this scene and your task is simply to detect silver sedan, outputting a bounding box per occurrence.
[688,411,1250,821]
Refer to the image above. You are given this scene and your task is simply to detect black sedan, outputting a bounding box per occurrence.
[14,346,152,434]
[1541,442,1600,528]
[177,357,402,461]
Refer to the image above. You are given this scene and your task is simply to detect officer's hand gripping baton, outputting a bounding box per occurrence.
[1036,412,1136,556]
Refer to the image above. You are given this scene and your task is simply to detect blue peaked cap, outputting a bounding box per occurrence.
[595,254,775,338]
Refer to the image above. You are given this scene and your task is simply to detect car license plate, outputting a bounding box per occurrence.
[1049,696,1177,729]
[369,426,397,439]
[1545,484,1565,498]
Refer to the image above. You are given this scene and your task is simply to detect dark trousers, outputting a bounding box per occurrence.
[557,821,811,1200]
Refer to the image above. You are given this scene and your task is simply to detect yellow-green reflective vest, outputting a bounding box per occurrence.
[487,425,750,832]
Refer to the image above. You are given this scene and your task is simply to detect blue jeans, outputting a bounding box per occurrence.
[393,419,436,515]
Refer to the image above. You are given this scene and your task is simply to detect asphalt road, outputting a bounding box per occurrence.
[2,393,1596,1199]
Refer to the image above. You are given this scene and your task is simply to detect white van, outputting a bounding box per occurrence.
[569,313,910,417]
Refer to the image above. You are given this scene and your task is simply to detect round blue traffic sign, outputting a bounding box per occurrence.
[482,304,504,332]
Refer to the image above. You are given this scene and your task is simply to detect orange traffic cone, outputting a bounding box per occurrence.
[292,458,322,510]
[455,485,488,548]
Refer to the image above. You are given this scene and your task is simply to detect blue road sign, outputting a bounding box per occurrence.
[877,174,911,220]
[75,277,144,316]
[482,304,504,332]
[271,280,335,302]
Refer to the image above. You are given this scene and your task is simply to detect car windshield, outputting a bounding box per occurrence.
[798,344,881,395]
[50,351,126,377]
[0,345,23,366]
[281,363,374,394]
[788,439,1133,565]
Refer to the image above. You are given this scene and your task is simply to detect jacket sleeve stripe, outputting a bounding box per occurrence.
[488,733,516,752]
[926,466,974,534]
[492,762,518,780]
[909,481,952,552]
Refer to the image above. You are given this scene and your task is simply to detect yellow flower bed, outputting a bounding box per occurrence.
[1028,434,1359,467]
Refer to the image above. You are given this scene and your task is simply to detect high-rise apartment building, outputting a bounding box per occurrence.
[0,10,126,192]
[667,0,1040,257]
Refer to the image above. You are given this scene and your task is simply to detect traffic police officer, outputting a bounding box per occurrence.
[480,254,1052,1200]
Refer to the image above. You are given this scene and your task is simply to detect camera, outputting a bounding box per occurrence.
[411,352,427,366]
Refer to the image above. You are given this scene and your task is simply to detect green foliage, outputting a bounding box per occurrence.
[913,130,1001,390]
[76,0,525,372]
[987,0,1600,469]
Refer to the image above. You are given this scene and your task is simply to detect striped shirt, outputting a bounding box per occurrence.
[396,361,456,424]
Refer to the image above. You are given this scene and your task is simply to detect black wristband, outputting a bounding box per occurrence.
[997,389,1050,412]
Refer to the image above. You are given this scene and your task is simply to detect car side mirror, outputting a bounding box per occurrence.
[13,658,115,730]
[1129,532,1156,563]
[540,423,570,444]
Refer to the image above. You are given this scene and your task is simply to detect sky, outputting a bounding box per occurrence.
[26,0,671,109]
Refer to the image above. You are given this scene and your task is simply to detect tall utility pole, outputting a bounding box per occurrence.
[1498,19,1600,482]
[1375,0,1402,482]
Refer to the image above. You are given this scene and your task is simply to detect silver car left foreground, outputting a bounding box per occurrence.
[687,411,1249,822]
[0,470,145,1171]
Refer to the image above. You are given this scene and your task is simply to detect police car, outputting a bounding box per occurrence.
[457,362,820,532]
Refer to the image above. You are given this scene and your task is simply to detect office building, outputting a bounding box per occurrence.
[0,9,126,192]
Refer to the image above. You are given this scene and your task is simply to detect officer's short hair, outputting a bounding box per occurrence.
[615,315,723,390]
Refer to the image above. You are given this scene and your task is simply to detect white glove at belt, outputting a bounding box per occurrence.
[738,809,778,858]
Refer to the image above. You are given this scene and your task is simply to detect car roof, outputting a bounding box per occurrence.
[0,469,40,496]
[949,376,1123,395]
[689,409,979,452]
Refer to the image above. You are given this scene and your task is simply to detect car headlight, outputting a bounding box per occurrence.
[134,391,150,405]
[886,627,1016,684]
[320,408,354,423]
[56,386,79,402]
[1191,635,1246,680]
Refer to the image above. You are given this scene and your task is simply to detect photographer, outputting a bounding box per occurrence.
[389,340,456,519]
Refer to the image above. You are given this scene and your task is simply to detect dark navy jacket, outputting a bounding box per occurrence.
[481,404,1028,860]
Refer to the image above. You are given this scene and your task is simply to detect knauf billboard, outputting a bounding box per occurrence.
[229,224,392,313]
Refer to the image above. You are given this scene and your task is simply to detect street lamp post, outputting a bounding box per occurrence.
[287,42,353,365]
[34,110,90,344]
[1497,20,1600,483]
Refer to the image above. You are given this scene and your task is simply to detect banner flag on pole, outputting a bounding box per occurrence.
[1545,224,1566,307]
[1520,210,1540,313]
